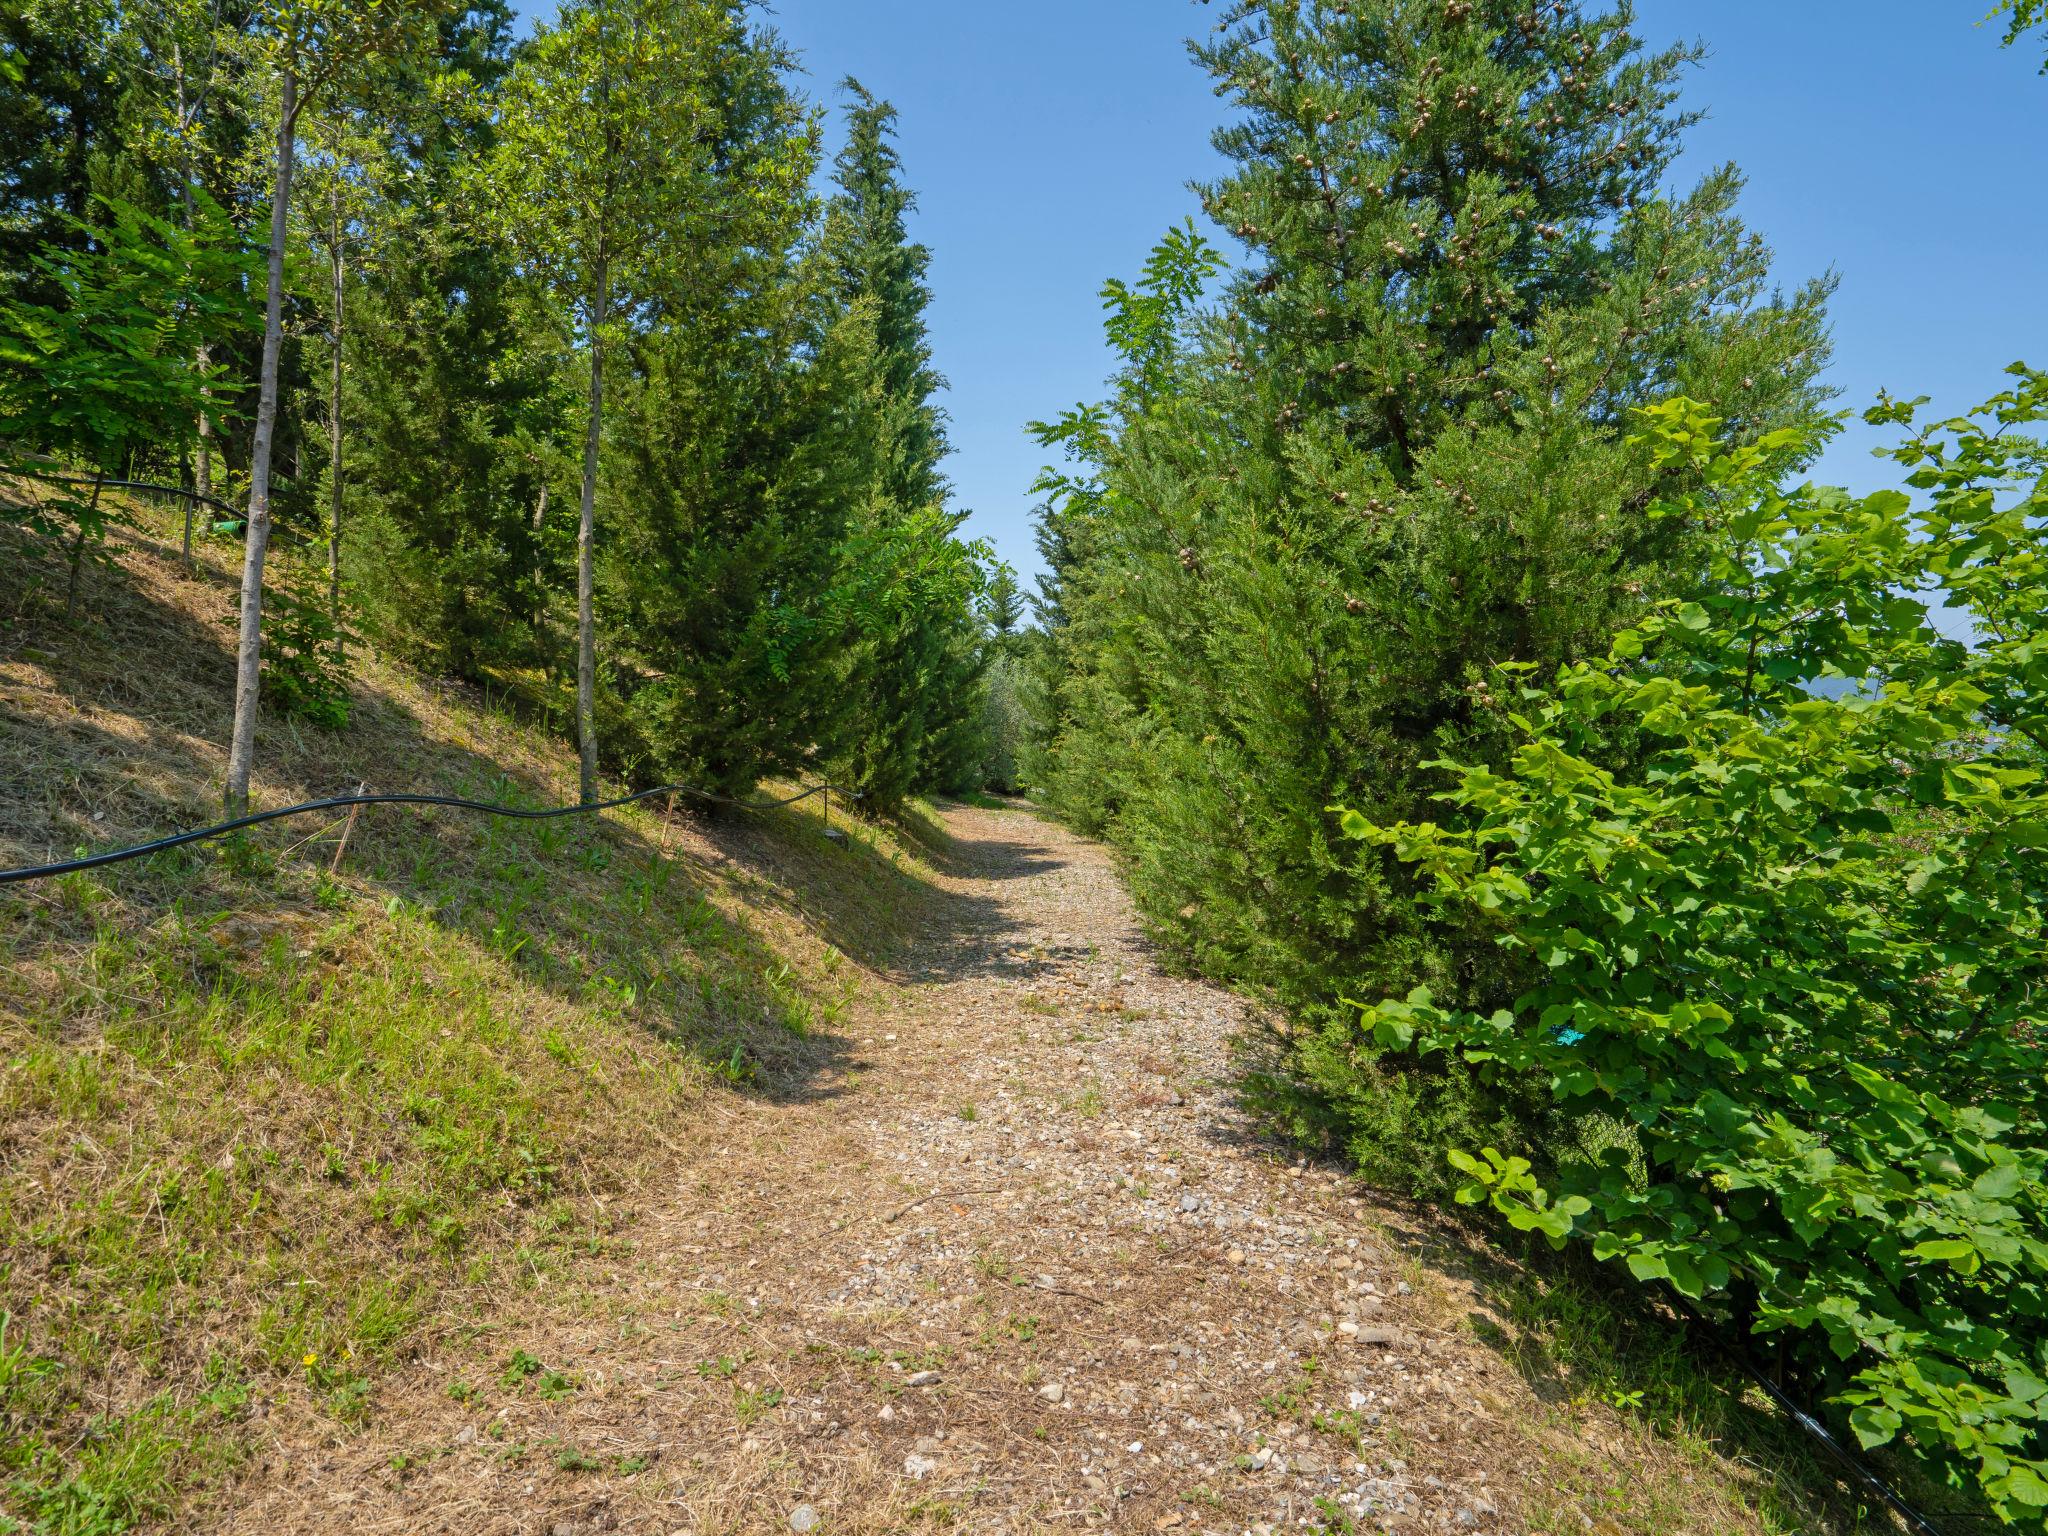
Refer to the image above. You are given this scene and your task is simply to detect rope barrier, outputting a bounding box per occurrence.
[0,779,859,886]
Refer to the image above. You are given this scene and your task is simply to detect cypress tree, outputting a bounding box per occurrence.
[1033,0,1836,1183]
[827,78,948,515]
[822,78,985,808]
[345,2,572,680]
[590,5,840,795]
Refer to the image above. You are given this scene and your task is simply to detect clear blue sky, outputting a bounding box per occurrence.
[514,2,2047,589]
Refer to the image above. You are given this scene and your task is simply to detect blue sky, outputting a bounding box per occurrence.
[514,2,2046,589]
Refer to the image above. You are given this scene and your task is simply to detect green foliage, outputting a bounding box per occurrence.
[591,37,860,795]
[0,0,984,816]
[979,648,1032,795]
[826,77,948,516]
[1340,376,2048,1524]
[342,4,568,679]
[1993,0,2047,68]
[1028,0,1835,1186]
[816,78,988,809]
[0,193,254,571]
[262,552,352,727]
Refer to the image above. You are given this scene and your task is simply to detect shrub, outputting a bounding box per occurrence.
[1337,375,2048,1523]
[979,650,1031,794]
[261,554,352,730]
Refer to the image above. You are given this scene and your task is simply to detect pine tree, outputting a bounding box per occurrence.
[1032,0,1836,1182]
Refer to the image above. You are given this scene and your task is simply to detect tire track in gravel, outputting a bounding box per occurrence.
[218,803,1547,1535]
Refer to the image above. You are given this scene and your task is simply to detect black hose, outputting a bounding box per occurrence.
[1675,1301,1956,1535]
[0,780,857,886]
[13,472,241,518]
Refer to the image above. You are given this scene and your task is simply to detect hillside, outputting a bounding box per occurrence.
[1,502,1904,1533]
[0,498,929,1529]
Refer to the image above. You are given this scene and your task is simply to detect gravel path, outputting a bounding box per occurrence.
[221,803,1543,1535]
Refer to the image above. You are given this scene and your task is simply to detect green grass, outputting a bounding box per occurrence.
[0,513,939,1531]
[0,809,895,1528]
[1481,1258,1941,1535]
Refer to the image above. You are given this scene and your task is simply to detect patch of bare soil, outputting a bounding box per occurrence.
[196,802,1812,1536]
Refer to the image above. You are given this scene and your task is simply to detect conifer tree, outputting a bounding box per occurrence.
[827,78,948,515]
[980,562,1024,651]
[598,10,849,795]
[344,1,572,681]
[1032,0,1836,1179]
[0,4,131,296]
[819,79,987,807]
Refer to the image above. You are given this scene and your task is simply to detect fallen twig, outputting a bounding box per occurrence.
[880,1185,1010,1224]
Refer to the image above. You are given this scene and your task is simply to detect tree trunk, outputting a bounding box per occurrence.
[327,183,345,668]
[575,263,607,806]
[224,63,298,817]
[530,476,550,644]
[65,471,104,622]
[176,55,210,571]
[191,347,213,565]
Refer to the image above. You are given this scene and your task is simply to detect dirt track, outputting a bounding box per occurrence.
[210,804,1555,1534]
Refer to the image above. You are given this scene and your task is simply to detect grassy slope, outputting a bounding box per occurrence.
[0,499,1948,1536]
[0,500,928,1532]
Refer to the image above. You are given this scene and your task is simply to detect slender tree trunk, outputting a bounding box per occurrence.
[65,471,105,622]
[224,64,298,817]
[530,476,550,644]
[191,348,213,563]
[176,52,210,570]
[327,183,345,668]
[575,264,607,806]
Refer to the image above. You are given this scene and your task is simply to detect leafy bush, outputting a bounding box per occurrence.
[0,194,252,614]
[979,650,1030,794]
[262,558,352,730]
[1338,375,2048,1523]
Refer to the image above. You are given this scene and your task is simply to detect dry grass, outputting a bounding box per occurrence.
[0,499,936,1531]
